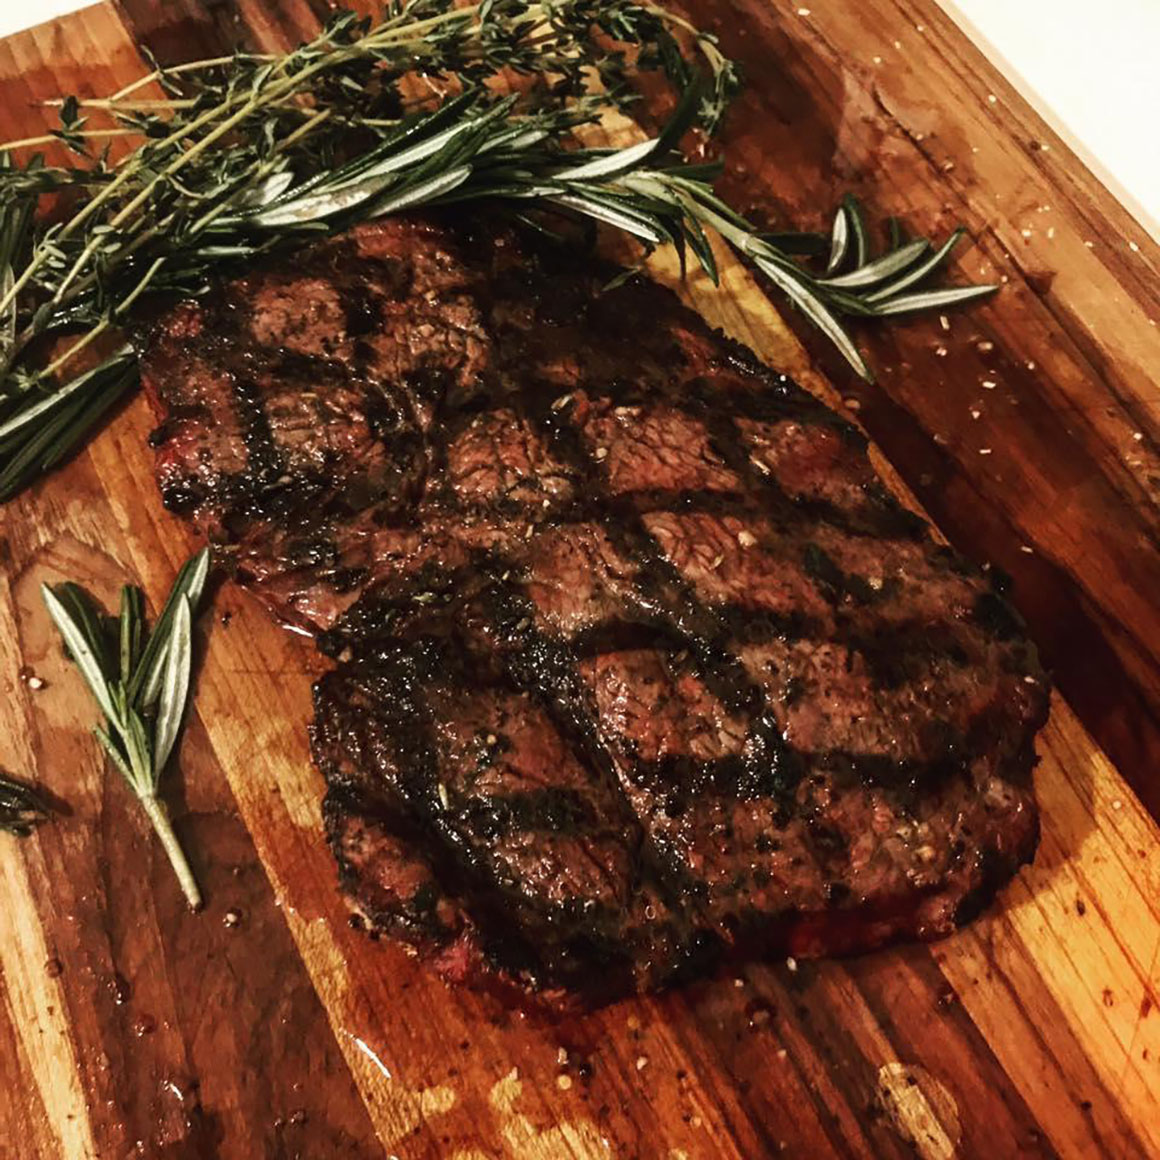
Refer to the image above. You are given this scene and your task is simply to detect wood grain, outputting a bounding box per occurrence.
[1,2,1158,1157]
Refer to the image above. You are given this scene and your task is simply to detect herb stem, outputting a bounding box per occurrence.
[105,53,276,103]
[33,318,111,382]
[0,1,992,501]
[140,792,202,911]
[0,127,141,151]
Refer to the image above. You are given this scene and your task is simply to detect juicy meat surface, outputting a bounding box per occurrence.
[138,214,1050,1004]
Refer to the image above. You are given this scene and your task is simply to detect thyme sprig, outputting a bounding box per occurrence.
[41,548,210,909]
[0,0,992,502]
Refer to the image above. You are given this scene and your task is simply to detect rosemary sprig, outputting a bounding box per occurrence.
[0,0,992,501]
[41,548,210,909]
[0,770,50,837]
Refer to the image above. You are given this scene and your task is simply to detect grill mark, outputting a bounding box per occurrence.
[681,376,928,554]
[590,362,855,432]
[459,788,597,839]
[228,372,288,507]
[527,390,786,733]
[495,379,822,933]
[465,566,720,946]
[331,653,630,981]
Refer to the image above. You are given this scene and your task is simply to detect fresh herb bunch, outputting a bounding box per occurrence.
[41,549,210,909]
[0,770,50,837]
[0,0,992,502]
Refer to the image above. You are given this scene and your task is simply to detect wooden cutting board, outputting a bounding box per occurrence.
[1,2,1158,1157]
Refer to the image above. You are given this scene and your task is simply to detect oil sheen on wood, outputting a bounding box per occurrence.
[0,2,1157,1157]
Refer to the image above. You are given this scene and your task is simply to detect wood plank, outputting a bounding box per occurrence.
[1,1,1158,1157]
[0,13,383,1159]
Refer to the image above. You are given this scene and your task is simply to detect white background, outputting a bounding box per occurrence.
[0,0,1156,236]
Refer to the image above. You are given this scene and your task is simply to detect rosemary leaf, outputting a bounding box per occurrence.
[130,546,210,708]
[842,194,871,268]
[152,596,192,777]
[0,771,50,837]
[872,283,999,315]
[0,0,996,500]
[119,584,144,684]
[825,207,849,275]
[820,238,930,289]
[42,549,209,909]
[42,584,119,723]
[866,227,968,304]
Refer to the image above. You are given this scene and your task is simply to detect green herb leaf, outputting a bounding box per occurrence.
[0,1,997,501]
[820,238,930,289]
[130,546,209,708]
[42,583,119,724]
[152,595,192,777]
[872,283,998,315]
[866,228,968,304]
[42,549,210,909]
[119,584,144,684]
[0,770,50,837]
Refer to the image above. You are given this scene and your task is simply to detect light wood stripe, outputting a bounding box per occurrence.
[0,858,96,1160]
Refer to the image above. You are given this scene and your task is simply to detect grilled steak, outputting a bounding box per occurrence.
[138,214,1050,1004]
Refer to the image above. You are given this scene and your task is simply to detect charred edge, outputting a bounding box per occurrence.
[320,785,462,947]
[317,658,595,984]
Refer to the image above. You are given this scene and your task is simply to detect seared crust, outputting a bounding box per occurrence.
[139,214,1050,1004]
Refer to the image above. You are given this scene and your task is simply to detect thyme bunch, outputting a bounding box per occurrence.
[0,0,991,501]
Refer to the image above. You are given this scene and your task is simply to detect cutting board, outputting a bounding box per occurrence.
[1,2,1158,1157]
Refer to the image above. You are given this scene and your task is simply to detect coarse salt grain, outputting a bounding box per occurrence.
[939,314,950,331]
[797,6,811,14]
[981,379,996,389]
[1020,545,1033,554]
[977,340,994,353]
[1130,241,1141,253]
[979,448,993,455]
[935,346,947,357]
[970,409,981,420]
[1133,432,1144,442]
[987,94,997,104]
[786,956,798,972]
[636,1056,649,1070]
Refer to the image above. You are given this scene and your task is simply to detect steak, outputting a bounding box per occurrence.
[138,213,1050,1004]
